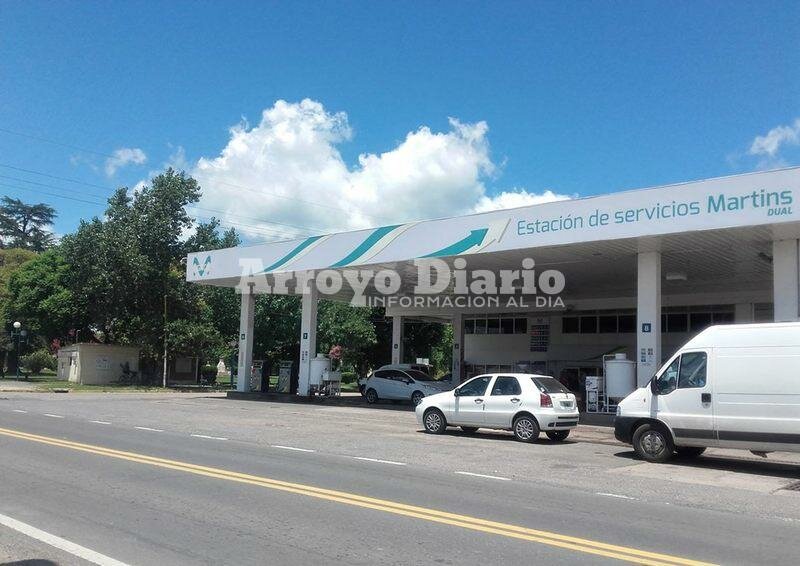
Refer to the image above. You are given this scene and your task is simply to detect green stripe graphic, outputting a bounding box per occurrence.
[262,236,324,273]
[330,225,401,267]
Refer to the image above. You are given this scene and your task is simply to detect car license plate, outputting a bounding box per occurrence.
[561,401,573,408]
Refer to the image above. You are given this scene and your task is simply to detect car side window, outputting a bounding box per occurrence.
[373,370,389,379]
[655,358,679,395]
[678,352,707,389]
[385,370,406,381]
[458,376,491,397]
[491,376,522,396]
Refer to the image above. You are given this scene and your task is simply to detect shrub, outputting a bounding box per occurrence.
[20,349,57,375]
[201,364,218,385]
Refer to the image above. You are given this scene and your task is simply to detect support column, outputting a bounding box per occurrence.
[451,313,464,387]
[773,239,800,322]
[237,283,255,393]
[636,252,661,387]
[391,316,403,365]
[297,287,319,396]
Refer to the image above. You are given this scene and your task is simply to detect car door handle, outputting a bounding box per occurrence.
[474,398,483,404]
[701,393,711,403]
[510,398,520,403]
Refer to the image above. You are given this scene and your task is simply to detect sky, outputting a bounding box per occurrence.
[1,1,799,244]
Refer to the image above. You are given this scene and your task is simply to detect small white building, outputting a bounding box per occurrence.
[57,344,140,385]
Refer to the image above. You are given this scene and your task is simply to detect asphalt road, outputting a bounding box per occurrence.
[0,393,798,565]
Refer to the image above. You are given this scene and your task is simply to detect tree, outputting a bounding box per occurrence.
[0,197,57,251]
[6,249,75,341]
[48,169,206,380]
[317,302,378,374]
[0,248,37,323]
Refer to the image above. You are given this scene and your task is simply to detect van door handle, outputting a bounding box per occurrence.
[474,398,483,404]
[510,398,520,403]
[701,393,711,403]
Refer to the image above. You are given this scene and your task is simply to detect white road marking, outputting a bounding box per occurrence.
[0,512,130,566]
[89,420,112,425]
[43,414,64,419]
[353,457,407,466]
[12,409,27,413]
[596,492,638,500]
[191,434,228,441]
[134,426,163,432]
[271,445,315,453]
[455,471,511,481]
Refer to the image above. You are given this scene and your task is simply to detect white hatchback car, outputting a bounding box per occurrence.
[362,368,452,405]
[415,374,579,442]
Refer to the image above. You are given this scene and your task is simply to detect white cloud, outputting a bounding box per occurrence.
[473,189,571,213]
[105,147,147,177]
[191,99,568,240]
[749,118,800,157]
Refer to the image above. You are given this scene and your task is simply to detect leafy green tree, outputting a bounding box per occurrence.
[404,320,451,375]
[317,302,379,374]
[6,249,76,341]
[0,248,36,323]
[164,319,223,359]
[0,197,57,251]
[60,169,201,362]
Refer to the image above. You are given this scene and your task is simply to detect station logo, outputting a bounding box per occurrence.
[192,255,212,278]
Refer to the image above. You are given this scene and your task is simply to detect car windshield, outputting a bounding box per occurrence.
[406,369,434,381]
[531,377,570,394]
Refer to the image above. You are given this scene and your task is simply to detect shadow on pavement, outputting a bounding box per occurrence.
[613,449,800,479]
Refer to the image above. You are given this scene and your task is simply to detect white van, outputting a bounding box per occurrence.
[615,322,800,462]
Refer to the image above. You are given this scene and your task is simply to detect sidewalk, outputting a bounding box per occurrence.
[0,379,38,392]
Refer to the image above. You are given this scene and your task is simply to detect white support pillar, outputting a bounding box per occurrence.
[773,239,800,322]
[297,286,319,396]
[237,283,256,393]
[391,316,403,365]
[451,313,464,387]
[636,252,661,387]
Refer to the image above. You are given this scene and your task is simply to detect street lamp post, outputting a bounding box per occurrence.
[11,321,27,380]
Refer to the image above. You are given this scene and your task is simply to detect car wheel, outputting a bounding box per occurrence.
[632,423,674,463]
[546,430,570,442]
[675,446,706,458]
[365,388,378,404]
[423,408,446,434]
[512,415,539,443]
[411,391,425,406]
[460,426,478,434]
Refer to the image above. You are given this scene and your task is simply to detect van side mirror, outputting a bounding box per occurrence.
[650,379,659,395]
[453,388,461,397]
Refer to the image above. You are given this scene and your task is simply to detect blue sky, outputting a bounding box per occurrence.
[2,1,799,242]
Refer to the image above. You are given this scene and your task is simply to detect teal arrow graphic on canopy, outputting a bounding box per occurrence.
[261,235,325,273]
[421,228,488,258]
[330,225,402,268]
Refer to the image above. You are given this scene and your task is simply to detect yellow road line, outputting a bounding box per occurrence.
[0,426,715,566]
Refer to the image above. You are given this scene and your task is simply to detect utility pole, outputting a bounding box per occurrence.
[162,293,168,388]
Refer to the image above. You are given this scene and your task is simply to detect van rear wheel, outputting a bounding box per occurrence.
[632,423,674,463]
